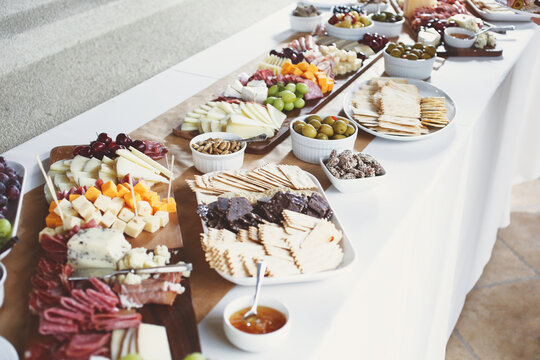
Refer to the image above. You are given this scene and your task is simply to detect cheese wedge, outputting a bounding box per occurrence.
[116,157,169,184]
[128,147,172,179]
[116,149,159,174]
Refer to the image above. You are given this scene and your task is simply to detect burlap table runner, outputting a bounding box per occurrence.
[0,55,384,355]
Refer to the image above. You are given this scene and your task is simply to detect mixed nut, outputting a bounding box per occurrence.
[324,149,385,179]
[192,138,243,155]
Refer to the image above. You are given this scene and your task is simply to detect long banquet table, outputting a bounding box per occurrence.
[2,4,540,360]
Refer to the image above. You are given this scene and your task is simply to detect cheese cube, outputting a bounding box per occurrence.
[118,207,135,222]
[143,216,160,233]
[84,186,102,202]
[39,227,57,242]
[54,226,64,234]
[63,216,83,231]
[72,196,96,219]
[136,201,152,217]
[100,210,117,228]
[125,217,145,238]
[111,219,127,233]
[54,198,72,214]
[84,209,103,224]
[94,194,112,212]
[55,206,77,218]
[154,211,169,227]
[107,197,125,216]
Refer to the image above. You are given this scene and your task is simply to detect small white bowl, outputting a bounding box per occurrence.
[320,154,387,193]
[444,27,476,48]
[0,262,6,308]
[383,49,436,80]
[362,1,390,13]
[369,14,404,38]
[190,132,246,174]
[223,296,291,352]
[289,13,322,33]
[290,115,357,164]
[326,21,374,40]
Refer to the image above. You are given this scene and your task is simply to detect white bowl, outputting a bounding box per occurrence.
[444,27,476,48]
[383,49,436,80]
[0,262,6,308]
[190,132,246,174]
[363,2,390,14]
[369,14,404,38]
[289,13,322,33]
[326,21,374,40]
[320,153,387,193]
[290,115,357,164]
[223,296,291,352]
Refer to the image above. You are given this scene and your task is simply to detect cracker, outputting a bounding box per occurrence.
[278,165,316,190]
[282,209,321,230]
[265,257,302,276]
[264,244,295,262]
[300,220,343,248]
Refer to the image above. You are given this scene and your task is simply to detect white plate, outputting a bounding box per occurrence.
[343,77,457,142]
[195,171,356,286]
[0,161,26,260]
[467,0,532,21]
[0,336,18,360]
[492,0,540,17]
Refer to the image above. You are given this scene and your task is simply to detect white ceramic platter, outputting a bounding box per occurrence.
[467,0,531,21]
[0,336,18,360]
[0,161,26,260]
[195,171,356,286]
[492,0,540,17]
[343,77,457,142]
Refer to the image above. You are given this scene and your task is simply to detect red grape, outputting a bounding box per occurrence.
[0,173,8,184]
[73,145,84,156]
[6,185,19,200]
[91,141,106,154]
[116,133,132,146]
[97,132,112,144]
[79,146,93,158]
[0,195,7,207]
[132,140,146,152]
[0,183,5,195]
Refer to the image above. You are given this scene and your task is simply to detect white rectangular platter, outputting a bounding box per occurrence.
[1,160,26,260]
[195,171,356,286]
[467,0,531,21]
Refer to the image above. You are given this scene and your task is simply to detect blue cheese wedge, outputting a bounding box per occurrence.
[67,228,131,269]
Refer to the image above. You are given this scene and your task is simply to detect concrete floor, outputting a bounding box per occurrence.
[0,0,296,153]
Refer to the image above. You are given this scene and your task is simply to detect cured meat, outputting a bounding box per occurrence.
[113,273,184,308]
[288,35,318,52]
[247,69,276,86]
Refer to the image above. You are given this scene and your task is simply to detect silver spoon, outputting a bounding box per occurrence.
[466,27,491,39]
[237,133,268,143]
[243,259,267,322]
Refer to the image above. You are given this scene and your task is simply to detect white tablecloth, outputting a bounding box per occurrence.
[3,4,540,359]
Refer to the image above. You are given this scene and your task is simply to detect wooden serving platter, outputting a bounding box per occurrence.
[172,35,384,155]
[26,146,201,358]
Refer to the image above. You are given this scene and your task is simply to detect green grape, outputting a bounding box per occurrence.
[265,96,277,105]
[285,83,297,93]
[183,353,207,360]
[0,219,11,239]
[296,82,309,95]
[280,90,296,103]
[273,98,285,111]
[276,81,285,91]
[120,354,144,360]
[283,102,295,111]
[293,98,305,109]
[267,85,279,97]
[295,91,304,99]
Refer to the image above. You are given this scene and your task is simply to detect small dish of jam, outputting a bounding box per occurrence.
[223,296,291,352]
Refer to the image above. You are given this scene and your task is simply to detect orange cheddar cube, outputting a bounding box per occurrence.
[302,71,315,80]
[308,63,319,74]
[158,203,169,212]
[281,62,294,74]
[151,202,163,213]
[49,201,58,213]
[133,181,149,194]
[124,193,141,209]
[297,62,309,71]
[141,190,158,201]
[293,68,304,77]
[117,184,130,197]
[85,186,102,202]
[46,213,62,228]
[69,194,81,202]
[162,198,177,213]
[101,181,118,198]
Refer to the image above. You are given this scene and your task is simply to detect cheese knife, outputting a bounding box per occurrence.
[68,262,193,281]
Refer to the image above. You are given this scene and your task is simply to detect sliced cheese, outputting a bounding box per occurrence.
[116,149,159,174]
[116,157,169,184]
[128,146,172,179]
[70,155,90,172]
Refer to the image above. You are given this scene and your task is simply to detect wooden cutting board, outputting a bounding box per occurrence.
[25,146,201,358]
[172,34,384,154]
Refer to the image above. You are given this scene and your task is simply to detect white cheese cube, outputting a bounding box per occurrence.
[94,194,112,212]
[107,197,125,216]
[136,201,152,217]
[71,196,95,219]
[39,227,57,242]
[143,216,160,233]
[111,218,127,233]
[125,217,145,238]
[100,210,117,228]
[118,207,135,222]
[84,209,103,225]
[63,216,83,231]
[154,211,169,227]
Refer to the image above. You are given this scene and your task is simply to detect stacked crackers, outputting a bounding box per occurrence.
[420,97,448,128]
[200,210,344,277]
[350,78,448,136]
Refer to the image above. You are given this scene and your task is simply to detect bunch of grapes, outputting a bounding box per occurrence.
[0,157,22,220]
[73,133,168,160]
[360,33,389,53]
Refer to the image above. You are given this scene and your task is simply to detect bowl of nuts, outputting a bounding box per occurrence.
[190,132,246,174]
[290,114,357,164]
[320,149,386,193]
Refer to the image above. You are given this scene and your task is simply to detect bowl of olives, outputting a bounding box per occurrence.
[383,41,437,80]
[369,12,404,38]
[290,114,357,164]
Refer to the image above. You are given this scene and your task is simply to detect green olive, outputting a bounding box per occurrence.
[338,117,349,125]
[421,53,431,59]
[345,124,356,136]
[386,43,397,52]
[411,49,423,57]
[390,49,402,58]
[412,43,424,50]
[322,116,337,126]
[302,123,317,138]
[308,119,322,130]
[306,115,322,123]
[318,124,334,137]
[406,53,419,60]
[425,45,437,57]
[332,134,347,140]
[333,120,348,135]
[316,133,329,140]
[293,121,305,134]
